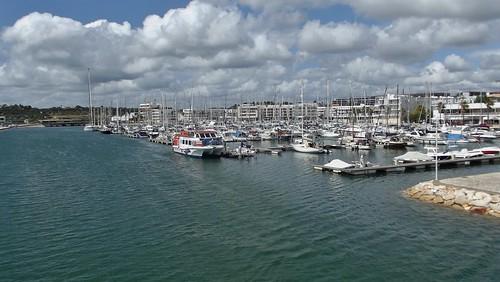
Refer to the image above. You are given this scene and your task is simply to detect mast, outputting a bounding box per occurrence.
[301,81,304,140]
[87,68,94,126]
[326,79,330,124]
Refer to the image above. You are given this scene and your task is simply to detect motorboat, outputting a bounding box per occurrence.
[172,129,224,158]
[394,151,433,164]
[472,146,500,155]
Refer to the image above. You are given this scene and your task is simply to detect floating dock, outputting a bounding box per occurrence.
[315,155,500,176]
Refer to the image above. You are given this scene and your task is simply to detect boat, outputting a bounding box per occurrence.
[425,146,453,160]
[291,82,325,154]
[83,68,98,132]
[172,129,224,158]
[292,138,325,154]
[394,151,433,164]
[473,146,500,155]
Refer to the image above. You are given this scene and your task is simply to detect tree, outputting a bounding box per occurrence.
[460,99,469,125]
[437,101,445,124]
[409,105,428,123]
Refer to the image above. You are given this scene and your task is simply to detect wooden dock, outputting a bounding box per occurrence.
[314,155,500,176]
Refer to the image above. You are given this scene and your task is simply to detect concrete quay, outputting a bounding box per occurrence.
[405,172,500,217]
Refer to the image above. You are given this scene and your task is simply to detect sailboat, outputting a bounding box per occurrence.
[292,82,325,154]
[83,68,98,132]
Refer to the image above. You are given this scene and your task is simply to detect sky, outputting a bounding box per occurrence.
[1,0,500,107]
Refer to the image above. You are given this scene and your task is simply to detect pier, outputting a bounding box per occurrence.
[405,172,500,217]
[314,155,500,176]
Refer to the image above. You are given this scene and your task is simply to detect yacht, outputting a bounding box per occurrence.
[172,130,224,158]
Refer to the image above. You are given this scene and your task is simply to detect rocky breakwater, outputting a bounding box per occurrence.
[405,180,500,217]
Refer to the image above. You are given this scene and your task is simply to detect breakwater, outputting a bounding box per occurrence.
[405,172,500,217]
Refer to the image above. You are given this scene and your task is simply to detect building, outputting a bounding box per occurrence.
[0,116,5,124]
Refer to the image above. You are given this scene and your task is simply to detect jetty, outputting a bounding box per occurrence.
[405,172,500,217]
[314,155,500,176]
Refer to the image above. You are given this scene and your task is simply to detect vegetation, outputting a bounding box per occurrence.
[0,104,89,124]
[459,99,469,125]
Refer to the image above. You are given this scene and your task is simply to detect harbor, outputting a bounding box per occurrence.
[3,0,500,280]
[2,127,500,281]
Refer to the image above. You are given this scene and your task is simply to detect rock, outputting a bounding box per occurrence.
[470,192,492,207]
[454,194,468,205]
[433,196,444,204]
[470,199,490,208]
[489,203,500,212]
[462,204,472,211]
[442,191,455,201]
[420,194,435,202]
[470,207,488,215]
[408,186,422,196]
[412,191,423,199]
[444,200,454,206]
[451,204,464,210]
[454,189,466,198]
[490,194,500,203]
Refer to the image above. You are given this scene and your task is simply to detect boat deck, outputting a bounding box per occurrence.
[314,155,500,176]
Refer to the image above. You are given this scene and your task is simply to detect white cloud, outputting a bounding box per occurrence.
[299,21,375,54]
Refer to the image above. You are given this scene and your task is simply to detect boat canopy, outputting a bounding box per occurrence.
[394,151,432,162]
[324,159,354,169]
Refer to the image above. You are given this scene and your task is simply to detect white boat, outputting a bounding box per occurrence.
[292,82,325,154]
[292,138,325,154]
[472,146,500,155]
[394,151,433,164]
[321,129,340,138]
[451,149,484,159]
[0,125,10,131]
[172,130,224,158]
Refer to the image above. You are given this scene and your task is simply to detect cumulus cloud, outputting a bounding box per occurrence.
[1,0,500,106]
[299,21,375,54]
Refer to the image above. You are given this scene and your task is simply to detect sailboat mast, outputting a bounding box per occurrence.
[301,81,304,139]
[87,68,94,126]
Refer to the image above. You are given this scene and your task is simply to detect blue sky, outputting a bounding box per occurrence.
[0,0,189,27]
[0,0,499,106]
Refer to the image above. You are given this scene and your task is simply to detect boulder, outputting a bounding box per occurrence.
[489,203,500,212]
[490,194,500,203]
[433,196,444,204]
[470,192,492,207]
[420,194,435,202]
[444,200,454,206]
[442,191,455,201]
[451,204,464,210]
[454,194,468,206]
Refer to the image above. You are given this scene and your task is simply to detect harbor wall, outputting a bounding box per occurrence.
[405,179,500,217]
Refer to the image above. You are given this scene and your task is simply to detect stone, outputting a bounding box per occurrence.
[412,192,423,199]
[489,203,500,212]
[454,194,468,205]
[490,194,500,203]
[451,204,464,210]
[470,199,491,208]
[433,196,444,204]
[454,189,466,198]
[442,192,455,201]
[420,194,435,202]
[462,204,472,211]
[470,207,488,215]
[470,192,492,207]
[444,200,454,206]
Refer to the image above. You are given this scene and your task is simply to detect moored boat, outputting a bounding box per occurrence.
[172,129,224,158]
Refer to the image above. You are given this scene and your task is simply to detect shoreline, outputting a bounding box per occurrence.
[404,172,500,217]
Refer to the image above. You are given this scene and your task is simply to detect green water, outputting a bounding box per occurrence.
[1,127,500,281]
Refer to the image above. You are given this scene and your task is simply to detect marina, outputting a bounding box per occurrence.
[2,127,500,281]
[3,1,500,280]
